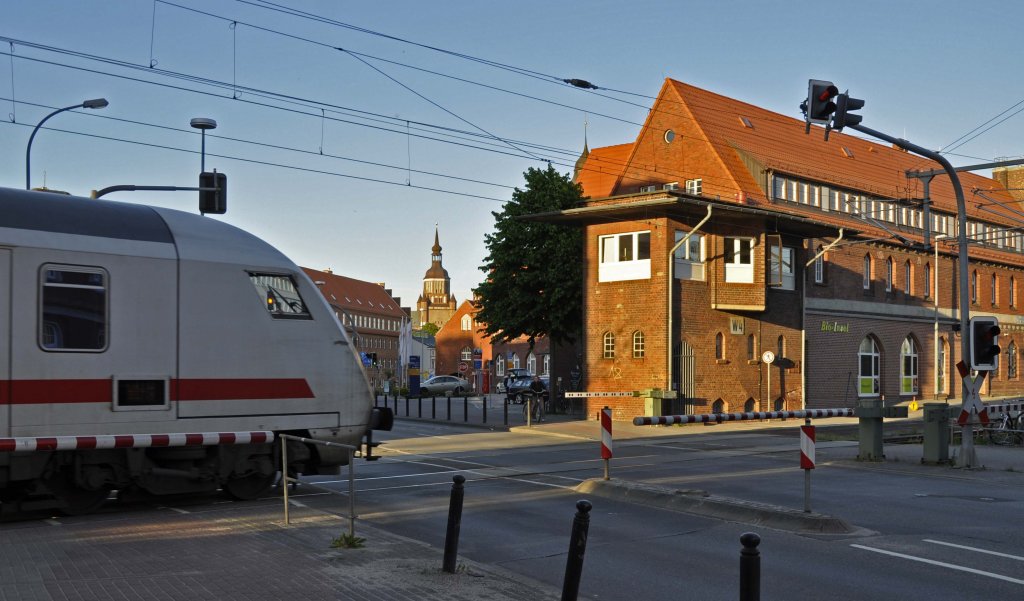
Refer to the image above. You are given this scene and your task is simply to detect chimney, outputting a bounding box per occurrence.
[993,165,1024,202]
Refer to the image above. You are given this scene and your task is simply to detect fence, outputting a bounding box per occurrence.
[374,392,586,426]
[279,434,359,535]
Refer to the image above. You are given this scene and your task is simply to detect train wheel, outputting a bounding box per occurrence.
[223,471,277,501]
[43,474,111,516]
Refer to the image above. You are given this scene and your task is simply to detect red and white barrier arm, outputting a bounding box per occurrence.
[0,431,274,453]
[633,409,854,426]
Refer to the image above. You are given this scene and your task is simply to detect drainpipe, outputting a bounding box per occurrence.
[667,205,713,393]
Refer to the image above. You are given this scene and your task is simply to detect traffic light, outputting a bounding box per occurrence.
[969,316,1001,371]
[199,170,227,214]
[833,93,866,131]
[803,79,839,125]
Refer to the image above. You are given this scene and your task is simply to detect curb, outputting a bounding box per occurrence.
[575,478,858,535]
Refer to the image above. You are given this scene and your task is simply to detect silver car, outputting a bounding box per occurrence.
[419,375,469,395]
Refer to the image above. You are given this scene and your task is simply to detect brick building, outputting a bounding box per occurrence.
[415,228,458,329]
[553,78,1024,420]
[303,268,408,390]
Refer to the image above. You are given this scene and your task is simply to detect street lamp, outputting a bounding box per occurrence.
[190,117,217,172]
[26,98,108,190]
[934,233,949,399]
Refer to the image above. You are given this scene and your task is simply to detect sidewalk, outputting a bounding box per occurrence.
[0,500,560,601]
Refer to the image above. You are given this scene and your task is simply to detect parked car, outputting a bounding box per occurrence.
[500,368,532,394]
[419,375,469,396]
[506,375,549,403]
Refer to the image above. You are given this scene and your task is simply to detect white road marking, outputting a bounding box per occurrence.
[45,518,61,526]
[164,506,190,515]
[924,539,1024,561]
[851,544,1024,585]
[288,499,307,508]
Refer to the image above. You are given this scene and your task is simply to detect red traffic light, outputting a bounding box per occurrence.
[805,79,839,125]
[817,85,839,102]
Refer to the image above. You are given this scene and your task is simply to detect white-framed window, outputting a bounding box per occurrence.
[904,261,912,295]
[512,353,521,369]
[543,354,550,375]
[724,237,755,283]
[859,336,880,397]
[461,314,472,331]
[527,352,536,375]
[814,246,824,284]
[938,337,947,394]
[674,231,705,281]
[885,258,893,292]
[971,270,978,304]
[633,331,645,359]
[639,185,657,193]
[461,346,472,361]
[599,231,651,282]
[924,263,931,299]
[900,337,919,395]
[769,246,795,290]
[685,178,703,195]
[992,273,998,306]
[496,355,505,376]
[603,331,615,359]
[663,182,679,191]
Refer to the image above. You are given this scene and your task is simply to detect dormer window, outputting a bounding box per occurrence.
[663,182,680,191]
[639,185,657,193]
[685,179,703,195]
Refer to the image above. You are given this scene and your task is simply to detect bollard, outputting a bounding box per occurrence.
[432,396,436,419]
[739,532,761,601]
[447,395,452,420]
[464,396,469,422]
[503,396,509,426]
[560,500,593,601]
[442,474,466,573]
[482,395,488,423]
[405,395,410,417]
[418,396,423,418]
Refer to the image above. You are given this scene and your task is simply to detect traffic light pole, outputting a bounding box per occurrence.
[848,123,978,467]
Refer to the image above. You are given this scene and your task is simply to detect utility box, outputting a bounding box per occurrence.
[857,398,884,461]
[922,403,951,464]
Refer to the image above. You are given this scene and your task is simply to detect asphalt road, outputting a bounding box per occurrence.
[293,419,1024,601]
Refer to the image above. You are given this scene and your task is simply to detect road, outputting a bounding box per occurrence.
[295,418,1024,600]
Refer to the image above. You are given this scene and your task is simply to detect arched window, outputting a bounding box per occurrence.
[858,336,880,397]
[1011,277,1017,308]
[904,261,912,295]
[744,398,756,413]
[885,257,894,292]
[1009,342,1018,380]
[992,273,998,306]
[747,334,756,361]
[712,399,725,413]
[773,398,785,411]
[715,332,724,360]
[461,314,472,331]
[814,246,825,284]
[900,337,918,395]
[461,346,473,361]
[863,254,872,290]
[971,270,978,304]
[924,262,932,299]
[777,335,786,359]
[527,352,536,375]
[496,355,505,376]
[512,353,521,369]
[603,332,615,359]
[632,330,645,359]
[543,354,550,375]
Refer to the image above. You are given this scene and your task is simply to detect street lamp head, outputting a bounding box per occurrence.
[190,117,217,130]
[82,98,108,109]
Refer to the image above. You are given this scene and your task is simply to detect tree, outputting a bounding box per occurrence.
[474,165,583,347]
[418,322,440,337]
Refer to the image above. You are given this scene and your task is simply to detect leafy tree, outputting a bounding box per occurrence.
[474,165,583,347]
[417,322,440,336]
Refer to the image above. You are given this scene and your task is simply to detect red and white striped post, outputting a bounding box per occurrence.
[600,406,612,480]
[800,422,815,513]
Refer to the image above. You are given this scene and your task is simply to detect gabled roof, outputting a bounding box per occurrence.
[302,267,405,319]
[577,78,1017,225]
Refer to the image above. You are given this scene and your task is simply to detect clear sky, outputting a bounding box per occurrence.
[3,0,1022,308]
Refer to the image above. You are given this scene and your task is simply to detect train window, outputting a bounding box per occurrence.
[40,266,108,351]
[248,273,312,320]
[113,378,170,411]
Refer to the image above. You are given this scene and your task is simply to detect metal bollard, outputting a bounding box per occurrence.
[442,474,466,573]
[405,395,410,417]
[482,395,488,423]
[464,396,469,422]
[418,395,423,418]
[560,499,593,601]
[503,396,509,426]
[432,396,436,419]
[739,532,761,601]
[447,395,452,420]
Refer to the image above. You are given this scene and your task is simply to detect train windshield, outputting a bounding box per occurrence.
[248,273,311,319]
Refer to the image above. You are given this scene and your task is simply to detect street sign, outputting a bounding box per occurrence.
[955,360,990,426]
[458,362,468,373]
[762,351,775,364]
[800,425,815,469]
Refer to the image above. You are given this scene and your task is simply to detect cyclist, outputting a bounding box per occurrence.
[528,375,546,422]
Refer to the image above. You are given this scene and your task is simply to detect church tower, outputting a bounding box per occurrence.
[416,228,458,328]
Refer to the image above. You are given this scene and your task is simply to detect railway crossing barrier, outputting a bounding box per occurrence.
[279,434,358,536]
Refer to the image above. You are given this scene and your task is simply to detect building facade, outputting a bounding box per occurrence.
[564,78,1024,419]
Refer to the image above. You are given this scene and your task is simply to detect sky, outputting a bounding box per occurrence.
[3,0,1023,308]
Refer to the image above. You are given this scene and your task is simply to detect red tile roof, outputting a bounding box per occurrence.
[301,268,405,319]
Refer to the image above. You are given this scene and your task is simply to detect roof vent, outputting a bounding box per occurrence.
[841,146,855,158]
[739,116,754,129]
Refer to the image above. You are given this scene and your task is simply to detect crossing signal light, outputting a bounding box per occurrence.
[969,316,1001,371]
[803,79,839,125]
[199,170,227,214]
[833,93,866,131]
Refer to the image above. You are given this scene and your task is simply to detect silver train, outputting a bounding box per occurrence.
[0,186,388,514]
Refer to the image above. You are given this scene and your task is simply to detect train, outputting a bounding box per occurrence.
[0,186,389,515]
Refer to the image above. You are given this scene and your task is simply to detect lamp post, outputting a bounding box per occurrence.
[190,117,217,172]
[934,233,948,399]
[26,98,108,190]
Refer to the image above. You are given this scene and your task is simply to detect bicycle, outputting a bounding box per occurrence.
[521,391,545,423]
[988,410,1024,446]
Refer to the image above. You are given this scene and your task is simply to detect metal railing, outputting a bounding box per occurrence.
[279,434,359,536]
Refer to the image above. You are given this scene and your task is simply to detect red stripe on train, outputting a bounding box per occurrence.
[0,378,314,404]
